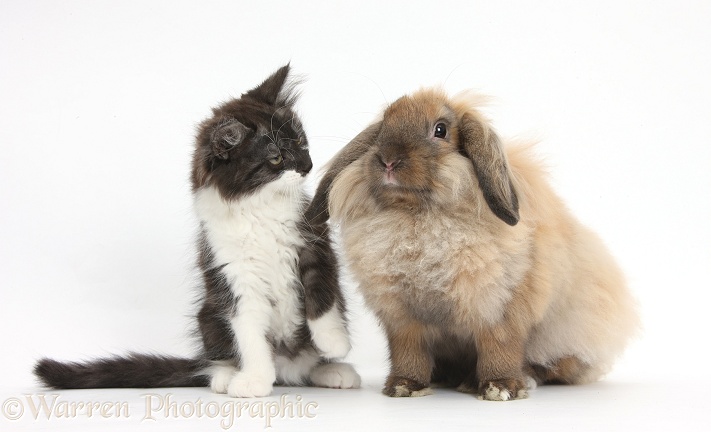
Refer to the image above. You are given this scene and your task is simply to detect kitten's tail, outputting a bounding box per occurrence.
[34,354,209,389]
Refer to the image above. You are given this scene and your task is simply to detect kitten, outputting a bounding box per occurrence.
[34,65,360,397]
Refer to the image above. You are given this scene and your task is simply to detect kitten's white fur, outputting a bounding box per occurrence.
[309,362,361,389]
[194,171,356,397]
[308,304,351,359]
[206,361,236,394]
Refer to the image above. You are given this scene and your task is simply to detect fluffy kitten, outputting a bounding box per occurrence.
[34,65,360,397]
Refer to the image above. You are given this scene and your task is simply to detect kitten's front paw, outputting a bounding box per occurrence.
[310,362,361,389]
[308,310,351,359]
[210,367,236,394]
[383,375,433,398]
[478,378,528,401]
[227,372,274,398]
[312,329,351,359]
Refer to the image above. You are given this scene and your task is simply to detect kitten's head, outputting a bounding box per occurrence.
[192,64,312,200]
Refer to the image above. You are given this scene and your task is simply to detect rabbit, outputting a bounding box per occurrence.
[306,88,639,401]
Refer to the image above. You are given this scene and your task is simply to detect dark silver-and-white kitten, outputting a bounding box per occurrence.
[35,65,360,397]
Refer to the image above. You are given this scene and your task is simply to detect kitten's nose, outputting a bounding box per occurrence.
[298,159,313,176]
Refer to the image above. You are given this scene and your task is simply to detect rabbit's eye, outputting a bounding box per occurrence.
[434,123,447,139]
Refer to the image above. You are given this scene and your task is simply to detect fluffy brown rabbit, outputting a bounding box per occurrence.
[306,88,639,401]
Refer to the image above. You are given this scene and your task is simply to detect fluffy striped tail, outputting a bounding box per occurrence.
[34,354,209,389]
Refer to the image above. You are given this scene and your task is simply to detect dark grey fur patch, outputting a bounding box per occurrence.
[34,355,208,389]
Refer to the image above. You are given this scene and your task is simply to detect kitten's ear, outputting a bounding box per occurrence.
[244,64,296,107]
[211,120,249,160]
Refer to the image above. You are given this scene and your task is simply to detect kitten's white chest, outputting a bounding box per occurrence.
[195,182,305,342]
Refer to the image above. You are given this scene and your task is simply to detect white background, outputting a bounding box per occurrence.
[1,1,710,431]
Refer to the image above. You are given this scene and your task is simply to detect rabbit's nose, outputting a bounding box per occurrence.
[385,160,402,172]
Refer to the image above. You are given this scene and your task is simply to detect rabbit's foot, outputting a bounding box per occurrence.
[383,375,433,397]
[477,378,528,401]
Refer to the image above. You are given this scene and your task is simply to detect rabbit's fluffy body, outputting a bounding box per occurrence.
[324,89,638,400]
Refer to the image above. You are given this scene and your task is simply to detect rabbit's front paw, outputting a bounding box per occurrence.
[383,375,433,398]
[478,378,528,401]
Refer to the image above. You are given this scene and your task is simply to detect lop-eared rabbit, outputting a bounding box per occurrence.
[306,89,638,401]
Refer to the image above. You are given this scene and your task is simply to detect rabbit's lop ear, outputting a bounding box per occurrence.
[305,122,382,226]
[459,113,519,226]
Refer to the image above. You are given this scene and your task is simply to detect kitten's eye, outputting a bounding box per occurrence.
[269,154,283,165]
[434,123,447,139]
[222,132,240,147]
